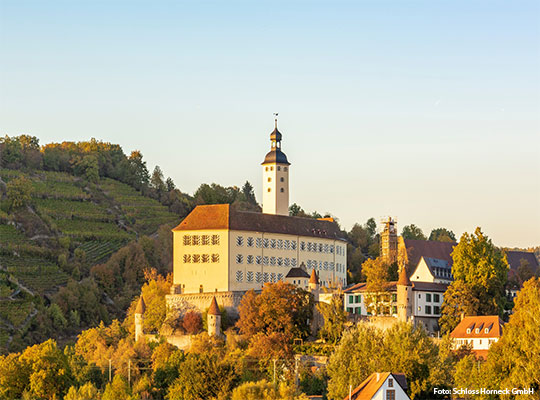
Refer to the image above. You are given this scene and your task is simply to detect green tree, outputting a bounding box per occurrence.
[317,295,347,344]
[128,151,150,191]
[401,224,427,240]
[482,278,540,397]
[429,228,456,242]
[102,375,131,400]
[438,280,480,334]
[74,155,99,182]
[289,203,304,216]
[231,380,309,400]
[327,322,437,400]
[64,382,100,400]
[451,227,508,316]
[241,180,257,205]
[150,165,166,197]
[362,257,390,315]
[6,176,32,211]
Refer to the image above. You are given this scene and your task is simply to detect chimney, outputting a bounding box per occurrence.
[376,372,380,382]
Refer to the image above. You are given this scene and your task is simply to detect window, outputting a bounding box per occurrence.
[270,166,273,171]
[193,254,201,263]
[256,238,262,248]
[434,306,440,314]
[485,328,489,334]
[247,271,254,282]
[277,273,283,281]
[280,177,284,182]
[348,295,354,304]
[319,261,323,270]
[291,241,297,250]
[256,256,262,265]
[263,238,269,248]
[434,294,440,302]
[183,235,191,245]
[386,390,395,400]
[211,254,219,263]
[267,188,271,192]
[236,236,244,246]
[425,306,432,314]
[355,295,361,303]
[347,307,353,313]
[307,242,312,252]
[388,379,393,387]
[392,293,397,302]
[183,254,191,263]
[270,256,276,266]
[256,272,263,283]
[277,257,283,266]
[426,293,432,302]
[330,245,334,253]
[236,254,243,264]
[277,166,281,171]
[263,272,269,282]
[300,241,306,251]
[284,258,290,266]
[324,244,329,253]
[270,239,276,249]
[236,271,243,282]
[270,272,276,282]
[280,188,284,192]
[192,235,200,245]
[324,261,328,270]
[319,244,323,252]
[284,167,288,171]
[277,239,283,249]
[418,294,421,299]
[330,262,335,271]
[202,235,210,245]
[199,285,203,293]
[247,237,254,247]
[291,258,297,266]
[263,256,269,265]
[467,328,471,334]
[202,254,209,263]
[268,177,271,182]
[247,255,254,264]
[265,167,268,171]
[392,306,397,314]
[284,240,290,250]
[307,260,312,269]
[212,235,220,245]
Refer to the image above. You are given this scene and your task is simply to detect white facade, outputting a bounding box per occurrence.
[262,163,289,215]
[452,336,499,351]
[371,375,410,400]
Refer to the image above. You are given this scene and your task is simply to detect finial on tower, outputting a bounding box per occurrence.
[273,112,278,129]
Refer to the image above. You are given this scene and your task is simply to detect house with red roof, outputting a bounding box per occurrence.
[344,372,410,400]
[450,315,504,359]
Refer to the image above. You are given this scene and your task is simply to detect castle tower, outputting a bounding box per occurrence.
[397,267,412,323]
[309,269,320,301]
[380,217,398,265]
[262,115,290,215]
[134,295,146,342]
[207,296,222,337]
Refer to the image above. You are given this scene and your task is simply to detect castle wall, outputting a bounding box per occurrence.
[166,291,253,319]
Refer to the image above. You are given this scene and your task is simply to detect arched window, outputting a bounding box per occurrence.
[280,188,284,192]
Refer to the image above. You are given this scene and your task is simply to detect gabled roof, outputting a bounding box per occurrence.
[208,296,221,316]
[402,239,456,268]
[135,296,146,314]
[423,257,453,281]
[286,267,310,279]
[450,316,503,339]
[345,372,409,400]
[172,204,346,240]
[505,250,539,275]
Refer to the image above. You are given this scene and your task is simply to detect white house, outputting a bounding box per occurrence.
[450,315,503,359]
[345,372,410,400]
[409,256,453,284]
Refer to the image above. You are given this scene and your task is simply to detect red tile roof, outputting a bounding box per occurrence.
[309,269,319,284]
[344,372,408,400]
[135,296,146,314]
[402,239,456,268]
[505,250,539,275]
[172,204,346,240]
[208,296,221,315]
[397,267,411,286]
[450,316,503,339]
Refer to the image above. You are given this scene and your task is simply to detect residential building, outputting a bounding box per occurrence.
[450,315,504,359]
[345,372,410,400]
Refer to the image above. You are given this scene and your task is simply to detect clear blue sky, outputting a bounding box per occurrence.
[1,1,539,247]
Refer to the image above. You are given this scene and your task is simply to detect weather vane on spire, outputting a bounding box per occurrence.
[273,112,278,128]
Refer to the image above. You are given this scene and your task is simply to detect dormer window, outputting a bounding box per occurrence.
[466,328,471,334]
[485,328,489,333]
[388,378,393,387]
[475,328,480,334]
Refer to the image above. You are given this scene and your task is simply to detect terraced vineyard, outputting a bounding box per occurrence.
[100,178,179,235]
[0,168,180,353]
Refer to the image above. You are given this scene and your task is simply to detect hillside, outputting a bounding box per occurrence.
[0,168,180,353]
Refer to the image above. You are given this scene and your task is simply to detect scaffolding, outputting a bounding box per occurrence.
[380,217,398,264]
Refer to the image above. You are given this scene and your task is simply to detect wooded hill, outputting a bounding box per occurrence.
[0,135,261,354]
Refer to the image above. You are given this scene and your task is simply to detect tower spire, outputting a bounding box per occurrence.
[273,112,278,129]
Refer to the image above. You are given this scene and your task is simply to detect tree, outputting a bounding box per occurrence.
[150,165,166,197]
[167,352,238,400]
[64,382,100,400]
[6,176,32,211]
[128,151,150,191]
[289,203,304,216]
[73,155,99,182]
[317,295,347,344]
[102,375,131,400]
[183,311,203,335]
[231,380,309,400]
[165,177,176,192]
[429,228,456,243]
[327,322,437,400]
[401,224,427,240]
[481,278,540,395]
[438,280,480,334]
[451,227,508,316]
[362,257,390,315]
[241,181,257,205]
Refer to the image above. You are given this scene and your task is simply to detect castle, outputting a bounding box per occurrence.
[165,118,347,322]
